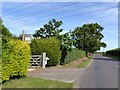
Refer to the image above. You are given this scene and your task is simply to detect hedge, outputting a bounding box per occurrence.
[2,39,30,81]
[106,48,120,58]
[31,37,61,66]
[64,48,86,64]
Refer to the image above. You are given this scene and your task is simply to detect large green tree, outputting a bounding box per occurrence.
[72,23,106,55]
[33,19,63,39]
[33,19,73,64]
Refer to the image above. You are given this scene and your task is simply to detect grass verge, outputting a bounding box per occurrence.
[77,57,93,68]
[2,77,73,88]
[49,57,93,69]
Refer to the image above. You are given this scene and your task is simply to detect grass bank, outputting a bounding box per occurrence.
[2,77,73,88]
[78,57,93,68]
[49,56,93,69]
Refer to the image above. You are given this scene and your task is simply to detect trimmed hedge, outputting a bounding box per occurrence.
[2,39,30,81]
[64,48,86,64]
[106,48,120,58]
[31,37,61,66]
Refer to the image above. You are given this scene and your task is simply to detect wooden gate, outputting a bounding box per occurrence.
[30,52,49,68]
[30,55,42,67]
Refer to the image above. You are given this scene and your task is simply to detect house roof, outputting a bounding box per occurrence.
[19,34,33,37]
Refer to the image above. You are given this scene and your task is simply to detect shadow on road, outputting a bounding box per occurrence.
[93,57,118,62]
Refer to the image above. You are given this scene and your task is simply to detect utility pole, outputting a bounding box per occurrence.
[22,30,25,41]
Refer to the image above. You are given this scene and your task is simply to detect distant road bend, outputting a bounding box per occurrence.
[78,54,118,88]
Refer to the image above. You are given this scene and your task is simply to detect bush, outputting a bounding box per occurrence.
[106,48,120,58]
[2,39,30,82]
[64,48,86,64]
[31,37,61,66]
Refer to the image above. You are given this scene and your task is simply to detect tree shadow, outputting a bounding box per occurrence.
[93,57,119,62]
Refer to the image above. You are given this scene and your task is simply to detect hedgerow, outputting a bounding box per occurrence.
[30,37,61,66]
[63,48,86,64]
[2,39,30,82]
[106,48,120,59]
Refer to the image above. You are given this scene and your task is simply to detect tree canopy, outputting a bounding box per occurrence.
[33,19,74,64]
[2,25,12,38]
[72,23,106,53]
[33,19,63,39]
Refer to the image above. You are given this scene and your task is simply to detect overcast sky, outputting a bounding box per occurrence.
[1,1,118,51]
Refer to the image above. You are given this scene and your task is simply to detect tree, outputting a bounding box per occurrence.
[72,23,106,56]
[2,25,12,38]
[1,18,19,40]
[59,32,73,64]
[1,19,12,47]
[0,18,12,37]
[33,19,73,64]
[33,19,63,39]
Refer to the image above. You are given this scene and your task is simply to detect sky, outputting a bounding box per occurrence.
[1,1,119,52]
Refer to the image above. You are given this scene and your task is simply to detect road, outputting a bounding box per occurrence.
[78,54,118,88]
[28,54,118,88]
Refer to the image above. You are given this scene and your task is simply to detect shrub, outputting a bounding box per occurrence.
[31,37,61,66]
[2,39,30,81]
[64,48,86,64]
[106,48,120,58]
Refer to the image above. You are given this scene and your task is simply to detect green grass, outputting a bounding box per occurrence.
[56,57,92,69]
[78,58,93,68]
[2,77,73,88]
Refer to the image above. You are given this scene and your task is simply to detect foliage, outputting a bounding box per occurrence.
[30,37,61,66]
[0,37,1,63]
[0,18,2,36]
[2,39,30,82]
[33,19,63,39]
[72,23,106,55]
[33,19,73,64]
[63,48,86,64]
[106,48,120,58]
[1,19,19,39]
[59,32,73,64]
[0,18,11,38]
[2,25,12,38]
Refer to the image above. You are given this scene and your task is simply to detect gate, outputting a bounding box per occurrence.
[30,55,42,66]
[30,52,49,68]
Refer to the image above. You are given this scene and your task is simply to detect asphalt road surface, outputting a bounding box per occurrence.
[78,54,118,88]
[28,68,85,83]
[28,54,118,88]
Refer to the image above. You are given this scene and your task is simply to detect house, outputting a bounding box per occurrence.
[19,31,33,43]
